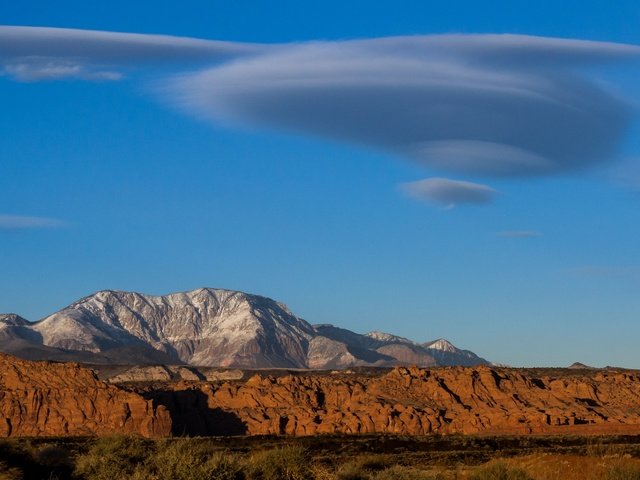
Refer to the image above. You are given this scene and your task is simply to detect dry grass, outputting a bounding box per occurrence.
[3,435,640,479]
[148,439,244,480]
[244,445,312,480]
[73,435,150,480]
[468,461,533,480]
[372,465,445,479]
[0,461,22,480]
[478,454,640,480]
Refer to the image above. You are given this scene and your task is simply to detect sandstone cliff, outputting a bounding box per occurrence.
[144,366,640,436]
[0,353,171,437]
[3,353,640,438]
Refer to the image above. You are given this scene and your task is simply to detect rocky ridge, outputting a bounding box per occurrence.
[0,289,489,369]
[2,353,640,438]
[0,353,170,437]
[145,365,640,436]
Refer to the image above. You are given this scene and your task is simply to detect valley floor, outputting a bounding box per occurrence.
[3,434,640,479]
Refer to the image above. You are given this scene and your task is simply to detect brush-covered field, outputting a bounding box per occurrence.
[2,434,640,480]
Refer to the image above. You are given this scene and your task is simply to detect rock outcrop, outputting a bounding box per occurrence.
[144,366,640,436]
[5,353,639,439]
[0,353,171,437]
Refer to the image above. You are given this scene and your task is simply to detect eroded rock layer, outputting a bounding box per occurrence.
[3,352,640,438]
[0,353,171,437]
[144,366,640,436]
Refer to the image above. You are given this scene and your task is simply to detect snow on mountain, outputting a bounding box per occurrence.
[1,289,490,368]
[424,338,457,352]
[0,313,29,326]
[423,338,489,367]
[33,288,315,368]
[365,331,418,345]
[0,314,41,343]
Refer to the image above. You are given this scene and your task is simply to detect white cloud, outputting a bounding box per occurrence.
[400,177,498,208]
[3,61,122,82]
[0,215,66,229]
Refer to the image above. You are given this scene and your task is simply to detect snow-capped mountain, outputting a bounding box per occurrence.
[0,289,490,368]
[31,289,314,368]
[422,338,488,367]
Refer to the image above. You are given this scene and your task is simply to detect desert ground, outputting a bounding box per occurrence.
[3,354,640,478]
[4,433,640,479]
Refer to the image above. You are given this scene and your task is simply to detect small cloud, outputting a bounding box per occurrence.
[0,215,66,229]
[566,265,640,279]
[497,231,543,238]
[3,61,122,82]
[400,177,498,208]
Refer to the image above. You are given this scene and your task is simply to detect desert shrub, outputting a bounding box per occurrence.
[0,441,25,480]
[336,454,392,480]
[310,463,338,480]
[336,463,370,480]
[372,465,439,479]
[33,444,71,468]
[149,440,243,480]
[244,445,311,480]
[351,455,389,473]
[0,440,43,480]
[469,461,533,480]
[73,435,150,480]
[0,461,23,480]
[606,464,640,480]
[0,441,27,465]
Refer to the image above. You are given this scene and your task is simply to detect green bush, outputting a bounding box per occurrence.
[469,461,533,480]
[245,445,311,480]
[149,440,243,480]
[73,435,150,480]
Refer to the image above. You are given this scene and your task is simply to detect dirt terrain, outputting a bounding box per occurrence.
[2,353,640,438]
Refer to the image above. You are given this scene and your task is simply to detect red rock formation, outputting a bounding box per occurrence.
[4,353,640,438]
[0,353,171,437]
[146,366,640,436]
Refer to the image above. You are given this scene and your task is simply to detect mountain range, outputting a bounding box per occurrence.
[0,288,489,368]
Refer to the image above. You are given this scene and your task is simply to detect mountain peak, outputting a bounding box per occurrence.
[0,289,490,369]
[365,331,417,345]
[568,362,595,369]
[424,338,457,352]
[0,314,30,326]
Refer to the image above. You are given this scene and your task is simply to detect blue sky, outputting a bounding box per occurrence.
[1,0,640,367]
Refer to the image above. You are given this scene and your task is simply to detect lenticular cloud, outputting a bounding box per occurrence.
[401,178,498,207]
[2,26,639,180]
[174,35,639,177]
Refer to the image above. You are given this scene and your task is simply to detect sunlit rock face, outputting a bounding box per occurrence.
[1,288,489,368]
